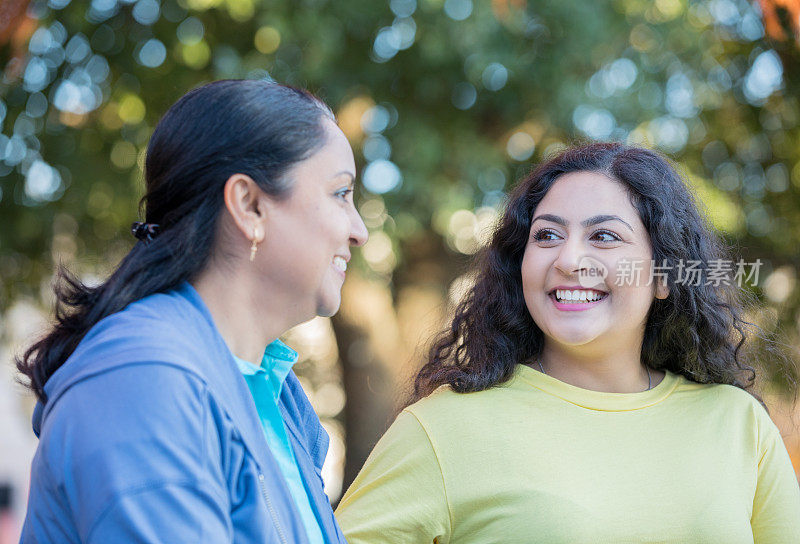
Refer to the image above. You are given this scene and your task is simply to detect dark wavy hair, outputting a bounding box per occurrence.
[17,79,334,403]
[412,142,797,404]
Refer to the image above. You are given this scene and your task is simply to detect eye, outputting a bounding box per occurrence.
[591,229,621,243]
[532,228,561,242]
[335,188,353,201]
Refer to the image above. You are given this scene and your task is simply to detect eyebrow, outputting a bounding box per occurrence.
[531,213,634,232]
[333,170,356,187]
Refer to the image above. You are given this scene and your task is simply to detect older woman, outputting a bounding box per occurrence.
[18,80,367,543]
[336,143,800,543]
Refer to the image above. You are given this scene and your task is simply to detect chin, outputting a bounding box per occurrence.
[546,326,603,346]
[553,336,600,347]
[316,298,342,318]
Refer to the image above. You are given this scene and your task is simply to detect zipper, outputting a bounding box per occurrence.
[258,473,289,544]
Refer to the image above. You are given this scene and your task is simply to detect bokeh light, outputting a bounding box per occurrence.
[390,0,417,18]
[744,50,783,104]
[24,160,62,202]
[136,39,166,67]
[254,26,281,54]
[573,105,616,140]
[362,159,402,194]
[482,62,508,91]
[506,131,535,161]
[444,0,473,21]
[362,135,392,162]
[451,82,477,110]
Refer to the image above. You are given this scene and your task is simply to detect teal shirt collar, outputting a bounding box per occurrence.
[233,339,298,401]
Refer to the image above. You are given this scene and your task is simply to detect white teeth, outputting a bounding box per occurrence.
[554,289,606,303]
[333,256,347,272]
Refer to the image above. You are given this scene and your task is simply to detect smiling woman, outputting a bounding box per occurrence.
[17,80,367,544]
[521,170,671,392]
[335,142,800,543]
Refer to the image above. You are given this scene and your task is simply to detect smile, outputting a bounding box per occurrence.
[548,288,608,311]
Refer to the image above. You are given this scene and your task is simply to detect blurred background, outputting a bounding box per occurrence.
[1,0,800,538]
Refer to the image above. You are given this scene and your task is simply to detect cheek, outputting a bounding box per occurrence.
[521,260,549,314]
[610,284,657,325]
[520,266,536,299]
[521,250,545,283]
[328,207,352,235]
[606,252,651,288]
[604,256,655,311]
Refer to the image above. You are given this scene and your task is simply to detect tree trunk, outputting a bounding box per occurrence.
[333,230,466,499]
[332,311,396,501]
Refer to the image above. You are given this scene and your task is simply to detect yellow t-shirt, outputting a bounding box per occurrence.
[336,366,800,543]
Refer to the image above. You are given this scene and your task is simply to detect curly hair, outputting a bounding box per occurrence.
[411,142,796,405]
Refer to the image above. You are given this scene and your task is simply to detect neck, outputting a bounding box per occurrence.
[537,342,659,393]
[192,260,290,365]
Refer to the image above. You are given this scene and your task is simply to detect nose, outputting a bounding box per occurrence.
[552,236,584,277]
[349,206,369,247]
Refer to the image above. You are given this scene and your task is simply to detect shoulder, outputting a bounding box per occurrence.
[83,290,208,356]
[671,375,780,442]
[45,290,219,402]
[403,376,523,436]
[41,287,230,422]
[673,375,768,417]
[37,363,221,487]
[403,387,464,423]
[43,363,213,439]
[33,363,233,540]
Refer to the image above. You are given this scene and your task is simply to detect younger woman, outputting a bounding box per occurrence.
[336,143,800,543]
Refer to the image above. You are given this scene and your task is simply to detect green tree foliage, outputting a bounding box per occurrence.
[1,0,798,387]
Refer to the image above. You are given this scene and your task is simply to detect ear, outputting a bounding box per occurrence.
[655,278,670,300]
[222,174,268,243]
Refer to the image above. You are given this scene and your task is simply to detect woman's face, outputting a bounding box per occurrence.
[261,120,368,320]
[521,171,667,354]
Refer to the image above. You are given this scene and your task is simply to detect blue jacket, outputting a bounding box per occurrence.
[21,282,347,543]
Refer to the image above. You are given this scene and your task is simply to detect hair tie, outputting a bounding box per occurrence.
[131,222,161,242]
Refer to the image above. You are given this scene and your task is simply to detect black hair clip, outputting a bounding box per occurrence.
[131,222,161,242]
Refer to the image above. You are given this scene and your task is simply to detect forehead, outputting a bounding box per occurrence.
[307,121,355,173]
[283,120,355,196]
[536,171,640,223]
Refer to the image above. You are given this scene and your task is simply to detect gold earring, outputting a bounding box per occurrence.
[250,228,260,262]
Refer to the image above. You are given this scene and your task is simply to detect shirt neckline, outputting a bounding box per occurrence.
[515,364,681,411]
[232,339,298,401]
